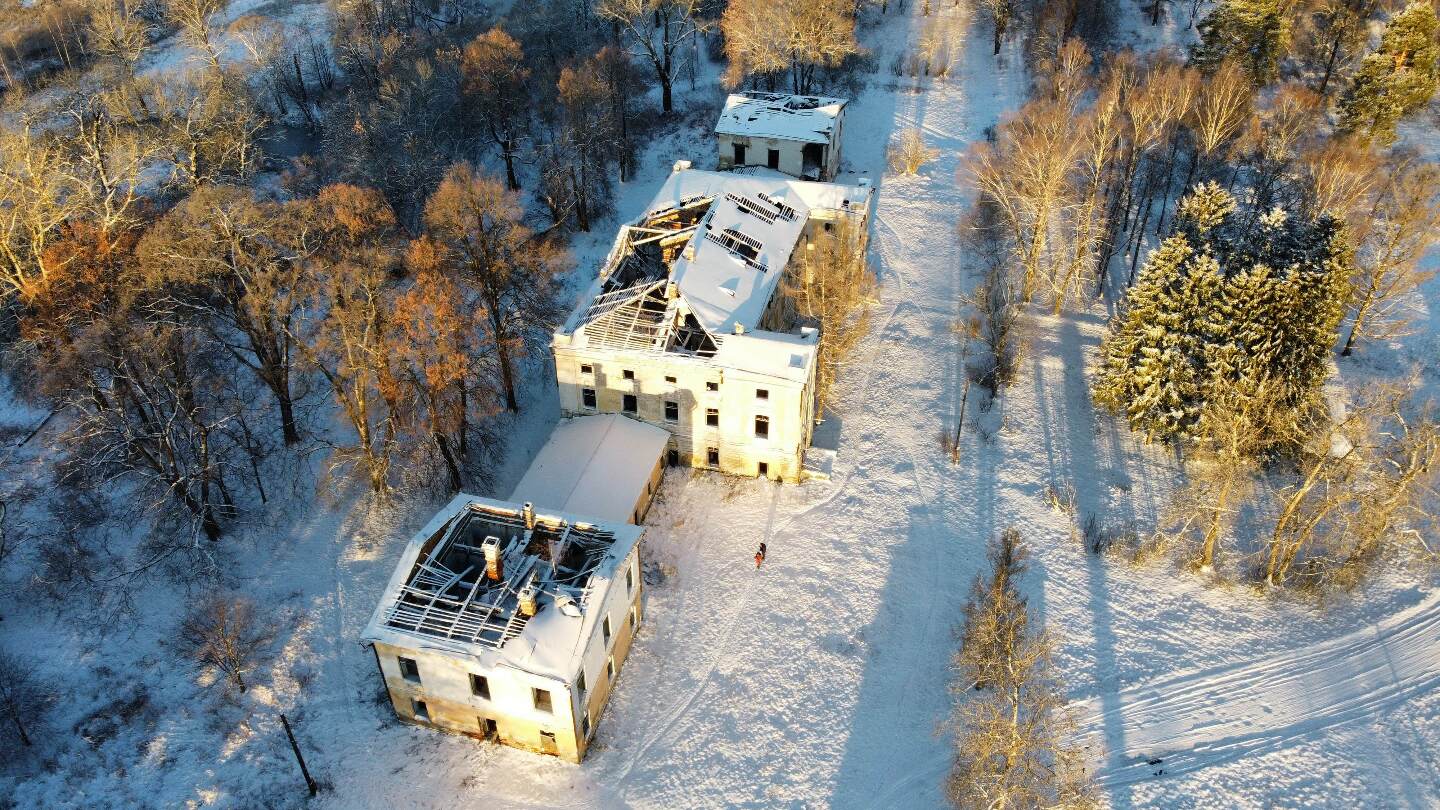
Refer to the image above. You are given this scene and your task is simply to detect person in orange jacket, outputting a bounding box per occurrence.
[754,542,767,569]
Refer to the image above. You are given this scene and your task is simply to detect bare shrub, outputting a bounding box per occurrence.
[888,127,939,175]
[1042,481,1076,515]
[174,593,272,693]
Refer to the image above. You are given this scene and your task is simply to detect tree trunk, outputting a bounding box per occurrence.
[278,393,300,446]
[502,141,520,191]
[1198,476,1232,569]
[660,72,672,113]
[1340,281,1376,355]
[7,705,29,747]
[1318,28,1345,97]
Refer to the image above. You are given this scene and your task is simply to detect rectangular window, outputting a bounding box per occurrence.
[533,687,553,713]
[470,673,490,699]
[706,408,719,428]
[540,730,558,754]
[706,381,719,392]
[580,363,593,375]
[412,699,429,721]
[629,606,638,630]
[664,375,677,384]
[756,388,769,400]
[623,369,635,380]
[581,713,591,738]
[398,657,421,684]
[664,401,679,422]
[755,415,769,439]
[603,616,612,644]
[582,388,596,408]
[607,656,616,681]
[623,394,637,414]
[626,564,634,594]
[707,447,720,467]
[577,670,587,696]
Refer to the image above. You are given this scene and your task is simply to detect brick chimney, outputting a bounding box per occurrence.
[482,535,503,581]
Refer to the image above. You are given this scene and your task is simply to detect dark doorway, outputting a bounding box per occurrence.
[667,448,679,466]
[802,143,824,179]
[758,462,769,478]
[733,143,747,166]
[479,717,498,739]
[767,149,780,169]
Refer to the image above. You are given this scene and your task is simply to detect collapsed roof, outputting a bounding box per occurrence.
[362,494,642,680]
[556,169,871,381]
[715,92,848,145]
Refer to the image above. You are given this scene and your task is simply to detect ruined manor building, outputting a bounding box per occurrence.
[552,163,873,482]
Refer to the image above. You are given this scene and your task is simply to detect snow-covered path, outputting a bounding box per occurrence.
[1080,590,1440,788]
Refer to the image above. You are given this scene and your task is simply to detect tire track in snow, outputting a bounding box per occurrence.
[1075,590,1440,788]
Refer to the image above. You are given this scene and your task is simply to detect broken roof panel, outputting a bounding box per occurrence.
[361,494,643,681]
[715,92,848,144]
[671,181,812,334]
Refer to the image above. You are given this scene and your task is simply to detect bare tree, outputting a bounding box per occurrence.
[978,0,1017,55]
[295,185,403,495]
[1174,376,1294,572]
[782,217,874,418]
[175,593,272,693]
[1298,136,1380,227]
[1181,59,1252,188]
[721,0,859,93]
[0,651,43,749]
[416,163,566,413]
[950,529,1096,810]
[0,121,82,301]
[964,98,1085,306]
[460,28,531,191]
[166,0,227,73]
[597,0,704,112]
[137,185,311,445]
[1340,155,1440,356]
[87,0,155,83]
[1263,388,1389,587]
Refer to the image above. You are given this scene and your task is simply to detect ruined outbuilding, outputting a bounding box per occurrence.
[714,92,848,181]
[362,495,644,762]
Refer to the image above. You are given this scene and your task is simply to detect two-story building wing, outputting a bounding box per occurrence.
[552,164,873,482]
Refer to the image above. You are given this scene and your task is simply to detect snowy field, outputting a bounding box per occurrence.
[2,0,1439,808]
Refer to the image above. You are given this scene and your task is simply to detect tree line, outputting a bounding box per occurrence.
[957,3,1439,593]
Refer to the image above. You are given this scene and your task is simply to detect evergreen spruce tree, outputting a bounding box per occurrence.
[1191,0,1293,85]
[1340,2,1440,144]
[1094,185,1351,447]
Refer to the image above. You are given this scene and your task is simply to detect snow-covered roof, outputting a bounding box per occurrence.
[361,494,642,682]
[640,169,871,335]
[510,415,669,524]
[672,180,811,334]
[712,328,819,384]
[715,92,847,144]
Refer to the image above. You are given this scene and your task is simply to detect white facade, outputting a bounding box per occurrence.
[552,166,873,482]
[714,93,848,181]
[363,495,644,762]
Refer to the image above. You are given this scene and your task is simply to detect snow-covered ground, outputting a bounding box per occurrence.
[2,0,1439,808]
